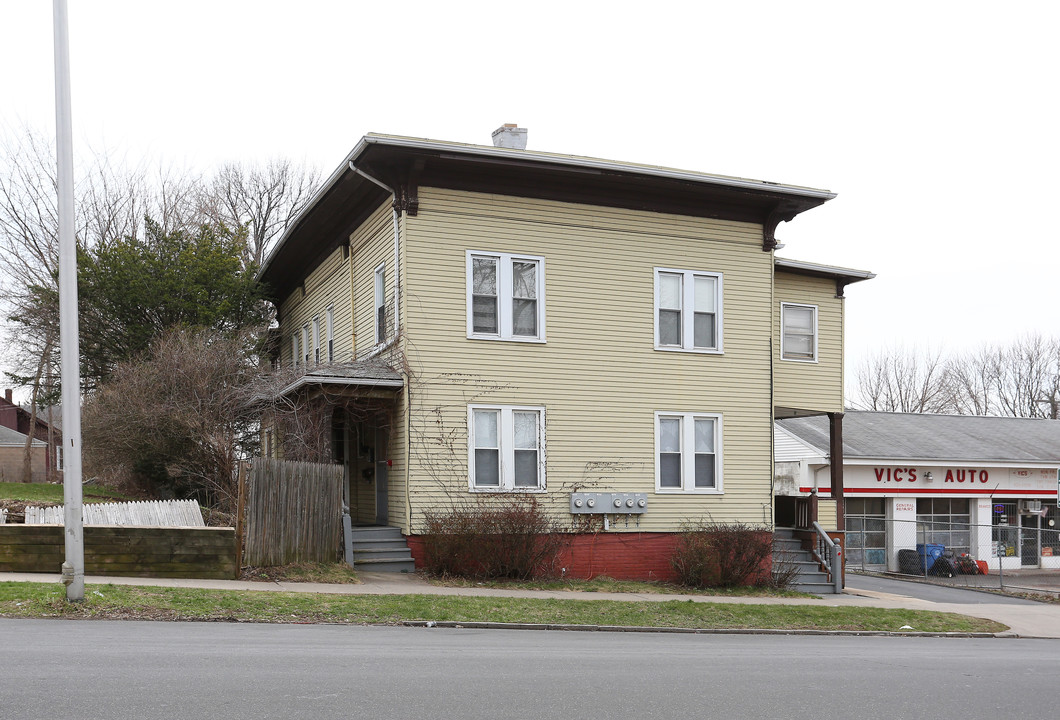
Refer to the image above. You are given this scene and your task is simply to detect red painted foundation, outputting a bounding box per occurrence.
[406,532,684,582]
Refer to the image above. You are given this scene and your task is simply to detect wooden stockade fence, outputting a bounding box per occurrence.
[24,499,205,527]
[242,458,344,567]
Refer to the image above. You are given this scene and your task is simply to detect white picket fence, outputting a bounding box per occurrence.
[24,499,205,527]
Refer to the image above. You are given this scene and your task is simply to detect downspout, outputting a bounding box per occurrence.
[349,162,412,533]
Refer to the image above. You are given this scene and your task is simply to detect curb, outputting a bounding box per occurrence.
[401,620,998,638]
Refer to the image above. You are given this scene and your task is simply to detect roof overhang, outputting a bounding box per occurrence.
[260,134,839,302]
[774,257,875,298]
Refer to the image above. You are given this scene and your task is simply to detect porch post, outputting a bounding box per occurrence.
[829,411,845,531]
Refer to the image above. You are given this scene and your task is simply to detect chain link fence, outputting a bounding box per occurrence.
[845,512,1060,592]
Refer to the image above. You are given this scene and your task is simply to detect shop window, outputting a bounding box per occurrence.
[845,498,887,569]
[917,498,971,555]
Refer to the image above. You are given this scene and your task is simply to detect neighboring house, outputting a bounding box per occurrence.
[0,389,61,479]
[776,411,1060,572]
[0,424,48,484]
[258,126,873,579]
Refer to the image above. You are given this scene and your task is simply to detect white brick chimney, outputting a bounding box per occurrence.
[491,123,527,150]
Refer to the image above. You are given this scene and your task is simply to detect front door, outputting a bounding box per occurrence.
[1021,514,1040,567]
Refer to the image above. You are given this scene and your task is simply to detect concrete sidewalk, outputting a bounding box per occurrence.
[3,570,1059,639]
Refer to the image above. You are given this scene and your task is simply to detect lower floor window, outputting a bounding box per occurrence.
[655,412,722,493]
[469,405,545,490]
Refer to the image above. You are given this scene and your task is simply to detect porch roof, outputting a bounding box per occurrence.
[279,363,404,397]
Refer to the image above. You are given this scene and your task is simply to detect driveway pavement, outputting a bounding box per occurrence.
[3,569,1060,638]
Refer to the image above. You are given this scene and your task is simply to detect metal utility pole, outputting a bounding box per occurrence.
[53,0,85,601]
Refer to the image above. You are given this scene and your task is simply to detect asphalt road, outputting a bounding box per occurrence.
[1,619,1056,720]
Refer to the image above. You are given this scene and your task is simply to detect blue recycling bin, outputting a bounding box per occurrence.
[916,543,945,573]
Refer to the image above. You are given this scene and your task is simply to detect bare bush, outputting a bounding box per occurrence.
[82,328,262,511]
[421,496,569,580]
[670,522,773,588]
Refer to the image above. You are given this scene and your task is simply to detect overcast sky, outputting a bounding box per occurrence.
[2,1,1057,395]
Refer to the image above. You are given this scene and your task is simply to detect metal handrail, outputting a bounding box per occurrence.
[811,521,843,594]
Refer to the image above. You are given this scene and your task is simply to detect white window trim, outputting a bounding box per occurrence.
[467,404,546,492]
[302,324,310,366]
[653,267,723,354]
[465,250,546,343]
[780,302,819,363]
[374,263,386,345]
[291,332,300,368]
[654,411,723,494]
[326,306,334,362]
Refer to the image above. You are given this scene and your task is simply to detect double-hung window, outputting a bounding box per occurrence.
[467,252,545,341]
[468,405,545,491]
[291,332,300,368]
[654,268,722,353]
[374,263,387,345]
[326,307,334,362]
[302,325,311,366]
[781,303,817,362]
[655,412,722,493]
[312,317,321,364]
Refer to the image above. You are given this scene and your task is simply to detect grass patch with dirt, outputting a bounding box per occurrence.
[240,563,360,584]
[0,481,134,504]
[427,575,811,597]
[0,581,1005,633]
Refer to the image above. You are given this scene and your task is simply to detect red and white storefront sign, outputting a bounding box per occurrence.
[801,466,1058,498]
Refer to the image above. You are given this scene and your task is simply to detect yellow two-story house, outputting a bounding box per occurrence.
[258,127,872,579]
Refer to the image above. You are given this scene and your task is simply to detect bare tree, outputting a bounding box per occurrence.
[852,336,1060,419]
[198,159,320,269]
[849,346,952,413]
[0,125,317,403]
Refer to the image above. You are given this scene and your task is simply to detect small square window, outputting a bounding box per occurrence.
[781,303,817,362]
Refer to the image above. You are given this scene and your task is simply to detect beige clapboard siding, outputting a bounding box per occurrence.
[401,187,775,532]
[818,499,838,531]
[773,270,845,412]
[350,203,398,357]
[277,246,354,366]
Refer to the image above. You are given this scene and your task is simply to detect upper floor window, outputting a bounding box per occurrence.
[781,303,817,362]
[655,412,722,493]
[654,268,722,353]
[374,263,387,344]
[467,252,545,342]
[302,324,310,366]
[291,332,299,368]
[312,317,321,364]
[326,306,334,362]
[468,404,545,491]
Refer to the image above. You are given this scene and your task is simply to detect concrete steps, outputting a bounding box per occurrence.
[773,527,839,594]
[349,526,415,573]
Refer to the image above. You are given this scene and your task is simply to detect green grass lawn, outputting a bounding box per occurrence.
[0,581,1006,633]
[0,481,133,504]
